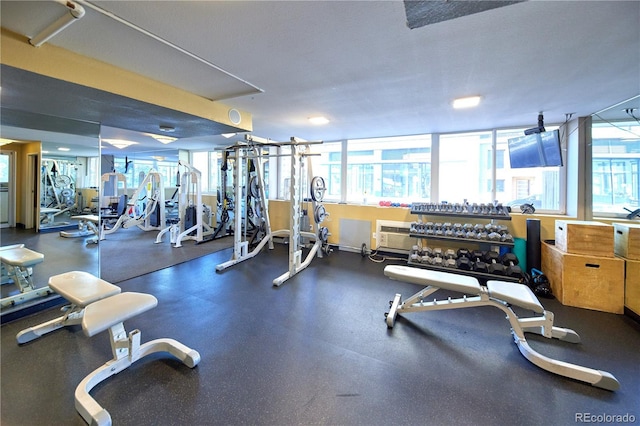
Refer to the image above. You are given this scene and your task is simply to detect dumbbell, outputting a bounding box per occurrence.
[410,222,419,234]
[471,250,488,273]
[501,233,514,243]
[444,249,457,268]
[501,253,523,278]
[487,231,502,241]
[484,251,506,275]
[431,247,444,266]
[456,248,473,270]
[457,248,470,258]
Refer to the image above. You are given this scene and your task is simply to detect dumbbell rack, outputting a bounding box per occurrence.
[407,201,519,283]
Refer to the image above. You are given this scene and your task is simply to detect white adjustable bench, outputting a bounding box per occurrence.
[60,215,101,244]
[17,271,201,426]
[40,207,61,224]
[384,265,620,391]
[0,245,51,308]
[17,271,121,344]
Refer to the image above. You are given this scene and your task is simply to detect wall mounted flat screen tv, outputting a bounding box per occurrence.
[507,129,563,168]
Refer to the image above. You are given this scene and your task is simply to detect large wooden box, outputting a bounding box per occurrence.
[554,220,614,257]
[624,257,640,316]
[541,242,624,314]
[613,223,640,260]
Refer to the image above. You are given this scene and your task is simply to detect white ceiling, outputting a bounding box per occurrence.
[1,0,639,158]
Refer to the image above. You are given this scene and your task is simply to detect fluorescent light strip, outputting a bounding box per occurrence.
[103,139,138,149]
[453,96,481,109]
[309,116,330,125]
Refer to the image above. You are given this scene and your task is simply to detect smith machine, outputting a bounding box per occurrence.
[216,136,330,286]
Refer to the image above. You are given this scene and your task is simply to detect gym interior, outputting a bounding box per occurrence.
[1,2,640,426]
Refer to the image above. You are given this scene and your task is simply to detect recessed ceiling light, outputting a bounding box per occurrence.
[309,116,330,125]
[57,147,70,152]
[159,125,175,132]
[146,133,178,144]
[452,96,481,109]
[221,133,236,138]
[103,139,138,149]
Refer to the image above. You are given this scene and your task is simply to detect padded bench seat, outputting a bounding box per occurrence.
[49,271,120,307]
[486,280,544,313]
[384,265,483,295]
[71,215,100,223]
[81,292,157,337]
[0,247,45,268]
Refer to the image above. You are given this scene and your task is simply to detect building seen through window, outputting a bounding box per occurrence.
[344,135,431,204]
[592,121,640,215]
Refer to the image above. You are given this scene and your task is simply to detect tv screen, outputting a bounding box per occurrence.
[507,129,562,168]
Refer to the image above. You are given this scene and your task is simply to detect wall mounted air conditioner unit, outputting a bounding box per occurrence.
[375,220,413,253]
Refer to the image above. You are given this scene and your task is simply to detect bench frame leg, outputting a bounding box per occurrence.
[1,263,52,308]
[16,304,85,344]
[386,285,620,391]
[75,322,201,426]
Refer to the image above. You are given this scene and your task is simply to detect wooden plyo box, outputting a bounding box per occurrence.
[613,223,640,261]
[541,242,624,314]
[554,220,614,258]
[624,257,640,316]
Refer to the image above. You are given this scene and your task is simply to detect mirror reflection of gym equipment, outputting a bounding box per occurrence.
[40,157,93,230]
[216,136,331,286]
[156,161,214,247]
[1,126,101,322]
[101,169,166,240]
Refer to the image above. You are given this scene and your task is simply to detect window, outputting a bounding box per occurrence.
[87,157,100,188]
[439,131,492,203]
[113,158,179,192]
[308,141,342,202]
[278,146,292,200]
[191,151,221,194]
[346,135,431,204]
[487,179,506,193]
[496,149,505,169]
[591,121,640,215]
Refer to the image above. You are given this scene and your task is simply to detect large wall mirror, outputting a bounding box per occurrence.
[0,114,100,322]
[96,125,223,284]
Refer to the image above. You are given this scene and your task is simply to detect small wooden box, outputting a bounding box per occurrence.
[613,223,640,260]
[554,220,614,257]
[541,242,624,314]
[624,257,640,316]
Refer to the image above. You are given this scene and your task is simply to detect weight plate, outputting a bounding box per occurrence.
[319,226,329,242]
[310,176,326,202]
[314,204,327,223]
[249,176,260,198]
[55,175,72,187]
[61,188,73,197]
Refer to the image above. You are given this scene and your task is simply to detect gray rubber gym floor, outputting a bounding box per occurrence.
[2,243,639,425]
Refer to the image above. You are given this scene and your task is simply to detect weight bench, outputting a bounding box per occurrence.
[384,265,620,391]
[40,207,61,224]
[0,245,51,308]
[16,271,121,343]
[60,215,101,244]
[1,244,26,284]
[17,271,201,425]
